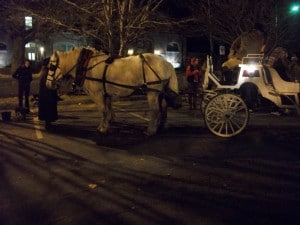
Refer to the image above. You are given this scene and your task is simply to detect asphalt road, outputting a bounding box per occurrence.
[0,96,299,225]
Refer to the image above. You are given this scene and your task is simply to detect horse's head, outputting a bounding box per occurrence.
[46,47,107,89]
[46,51,63,90]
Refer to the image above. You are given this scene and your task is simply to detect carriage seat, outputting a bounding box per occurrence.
[263,66,300,93]
[262,66,273,85]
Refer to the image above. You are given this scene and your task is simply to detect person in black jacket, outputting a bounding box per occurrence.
[38,58,58,130]
[12,59,33,113]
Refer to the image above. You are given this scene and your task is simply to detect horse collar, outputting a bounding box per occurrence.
[74,48,93,87]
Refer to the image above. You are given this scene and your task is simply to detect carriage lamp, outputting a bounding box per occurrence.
[242,70,260,77]
[242,68,260,77]
[241,65,260,77]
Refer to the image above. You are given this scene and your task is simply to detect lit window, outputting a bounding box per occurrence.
[28,52,35,61]
[166,42,179,52]
[25,42,36,48]
[25,16,32,30]
[0,43,7,51]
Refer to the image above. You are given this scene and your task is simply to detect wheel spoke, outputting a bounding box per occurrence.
[204,93,249,137]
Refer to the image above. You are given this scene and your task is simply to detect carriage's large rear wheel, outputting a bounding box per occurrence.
[204,93,249,137]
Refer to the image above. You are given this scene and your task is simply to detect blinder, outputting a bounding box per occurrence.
[46,51,61,88]
[49,64,57,71]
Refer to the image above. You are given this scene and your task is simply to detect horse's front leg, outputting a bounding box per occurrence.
[90,93,110,134]
[145,92,161,136]
[106,96,115,122]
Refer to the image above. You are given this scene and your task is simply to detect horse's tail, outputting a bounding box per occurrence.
[164,64,182,109]
[168,66,179,93]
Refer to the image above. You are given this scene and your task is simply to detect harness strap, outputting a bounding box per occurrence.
[82,53,169,96]
[85,76,169,94]
[74,48,93,87]
[139,54,162,82]
[102,64,109,95]
[140,55,147,84]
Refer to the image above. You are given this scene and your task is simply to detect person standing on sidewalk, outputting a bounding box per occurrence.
[12,59,33,113]
[186,57,203,110]
[38,58,58,130]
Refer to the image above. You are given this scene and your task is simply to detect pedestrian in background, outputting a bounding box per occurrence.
[12,59,33,113]
[186,57,203,110]
[38,58,58,130]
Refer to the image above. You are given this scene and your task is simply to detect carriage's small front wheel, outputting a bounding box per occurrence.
[201,90,218,113]
[204,93,249,137]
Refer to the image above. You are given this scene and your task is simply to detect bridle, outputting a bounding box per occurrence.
[47,49,108,85]
[47,52,60,84]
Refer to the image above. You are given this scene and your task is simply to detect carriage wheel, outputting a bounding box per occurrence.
[204,93,249,137]
[201,90,218,113]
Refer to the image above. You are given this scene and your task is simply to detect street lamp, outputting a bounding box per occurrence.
[290,3,299,14]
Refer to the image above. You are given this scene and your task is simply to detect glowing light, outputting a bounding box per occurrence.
[290,4,300,14]
[245,65,256,73]
[127,49,134,55]
[40,46,44,54]
[25,16,32,30]
[154,49,161,55]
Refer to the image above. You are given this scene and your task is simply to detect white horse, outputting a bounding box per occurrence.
[46,47,181,136]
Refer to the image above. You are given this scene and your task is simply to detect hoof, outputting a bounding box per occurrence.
[143,130,156,136]
[97,126,108,134]
[97,130,108,135]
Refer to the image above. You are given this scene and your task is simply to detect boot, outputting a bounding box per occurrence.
[192,95,197,110]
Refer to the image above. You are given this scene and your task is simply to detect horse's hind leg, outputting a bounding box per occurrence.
[106,96,115,122]
[158,95,168,131]
[145,92,161,136]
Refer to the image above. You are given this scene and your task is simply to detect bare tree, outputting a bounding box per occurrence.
[185,0,290,55]
[1,0,32,72]
[12,0,171,57]
[0,0,62,72]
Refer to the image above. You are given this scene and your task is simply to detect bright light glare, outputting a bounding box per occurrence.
[127,49,134,55]
[291,5,299,12]
[171,62,181,68]
[154,49,161,55]
[40,47,44,54]
[164,56,181,68]
[244,65,256,73]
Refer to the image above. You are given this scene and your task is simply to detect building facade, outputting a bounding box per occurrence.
[0,30,187,69]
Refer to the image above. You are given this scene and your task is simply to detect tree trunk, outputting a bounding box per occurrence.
[11,36,25,73]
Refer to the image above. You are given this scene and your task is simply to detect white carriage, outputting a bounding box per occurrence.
[201,54,300,137]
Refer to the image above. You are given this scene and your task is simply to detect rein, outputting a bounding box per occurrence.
[85,53,169,96]
[52,48,169,96]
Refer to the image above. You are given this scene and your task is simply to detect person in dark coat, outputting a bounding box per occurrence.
[186,57,203,110]
[12,59,33,113]
[38,58,58,129]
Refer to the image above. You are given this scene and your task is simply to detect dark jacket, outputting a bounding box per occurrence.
[186,64,202,83]
[12,66,33,84]
[38,66,58,122]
